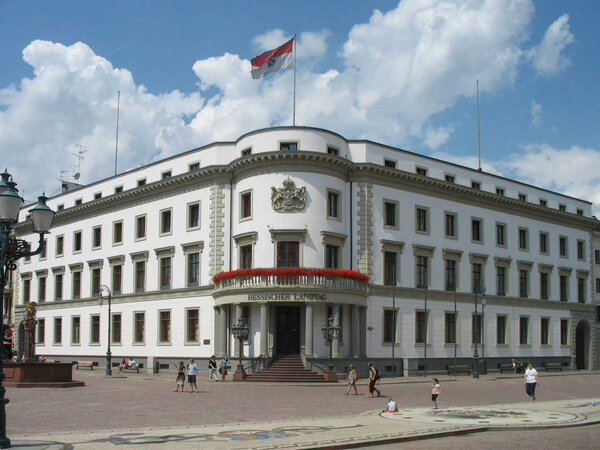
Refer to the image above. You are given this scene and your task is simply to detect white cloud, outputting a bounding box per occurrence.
[424,126,454,151]
[530,14,575,76]
[531,101,543,126]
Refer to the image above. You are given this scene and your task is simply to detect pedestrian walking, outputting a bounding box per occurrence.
[367,362,381,398]
[219,356,230,381]
[173,361,185,392]
[431,378,441,409]
[345,364,359,395]
[524,363,539,401]
[187,359,199,392]
[208,355,218,382]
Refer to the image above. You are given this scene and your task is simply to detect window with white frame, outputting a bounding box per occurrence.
[186,308,200,342]
[111,313,121,344]
[445,212,456,238]
[159,310,171,343]
[187,202,200,230]
[71,316,81,344]
[113,221,123,245]
[90,315,100,344]
[92,226,102,249]
[519,316,529,345]
[383,308,400,343]
[53,317,62,345]
[134,312,145,344]
[37,318,45,344]
[496,315,507,345]
[518,228,529,251]
[240,191,252,220]
[384,201,398,228]
[444,312,456,344]
[135,215,147,240]
[326,190,340,219]
[415,207,429,233]
[160,208,173,235]
[55,235,64,257]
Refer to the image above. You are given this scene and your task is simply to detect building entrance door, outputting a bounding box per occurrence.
[275,306,300,355]
[575,320,589,370]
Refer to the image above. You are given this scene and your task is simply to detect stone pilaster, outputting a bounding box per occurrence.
[356,182,374,277]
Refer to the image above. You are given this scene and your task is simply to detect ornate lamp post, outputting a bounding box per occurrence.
[98,285,112,376]
[481,293,487,375]
[473,285,486,379]
[232,317,248,380]
[321,317,340,381]
[0,169,55,449]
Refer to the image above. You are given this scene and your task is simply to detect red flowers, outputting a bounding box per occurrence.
[213,268,370,285]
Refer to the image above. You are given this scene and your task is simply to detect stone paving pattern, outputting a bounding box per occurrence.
[6,369,600,449]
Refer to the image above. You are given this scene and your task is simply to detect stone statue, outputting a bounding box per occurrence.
[23,301,38,362]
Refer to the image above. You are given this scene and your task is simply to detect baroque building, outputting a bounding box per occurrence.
[11,126,600,375]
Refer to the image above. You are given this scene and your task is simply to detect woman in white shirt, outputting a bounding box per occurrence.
[524,363,539,401]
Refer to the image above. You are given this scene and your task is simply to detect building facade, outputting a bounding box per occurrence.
[11,126,600,375]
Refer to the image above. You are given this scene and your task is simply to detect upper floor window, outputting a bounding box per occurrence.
[577,208,584,216]
[57,204,64,211]
[159,256,172,290]
[137,178,146,187]
[595,250,600,265]
[327,191,340,219]
[496,188,505,196]
[416,207,429,233]
[161,170,172,179]
[277,241,300,268]
[539,232,548,254]
[240,244,253,269]
[518,193,527,202]
[187,252,200,287]
[327,146,339,156]
[280,142,298,152]
[416,167,427,176]
[471,218,483,243]
[496,223,506,247]
[559,204,566,212]
[559,236,568,257]
[384,201,397,228]
[188,162,200,171]
[93,192,102,200]
[384,159,396,168]
[445,174,455,183]
[114,186,123,194]
[240,191,252,220]
[160,209,172,235]
[73,230,82,253]
[113,221,123,245]
[383,251,397,286]
[187,202,201,229]
[416,256,428,289]
[539,199,547,207]
[55,235,64,257]
[577,240,585,260]
[135,215,147,240]
[445,213,456,238]
[74,198,82,205]
[325,244,339,269]
[471,181,481,190]
[518,228,529,251]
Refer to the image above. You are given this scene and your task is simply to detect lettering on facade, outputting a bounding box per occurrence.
[248,293,327,301]
[271,178,307,212]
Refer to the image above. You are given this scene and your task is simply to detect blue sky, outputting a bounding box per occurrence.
[1,0,599,211]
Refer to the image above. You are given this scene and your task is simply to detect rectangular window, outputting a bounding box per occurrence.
[187,252,200,287]
[188,162,200,171]
[519,317,529,345]
[23,279,31,303]
[383,251,397,286]
[37,318,45,344]
[135,215,147,240]
[54,273,63,301]
[111,264,122,295]
[159,310,171,343]
[241,191,252,219]
[518,228,529,250]
[241,148,252,157]
[496,223,506,247]
[159,257,172,290]
[113,221,123,245]
[276,241,300,268]
[280,142,298,152]
[325,244,339,269]
[577,240,585,260]
[496,188,505,196]
[135,261,146,293]
[161,170,172,179]
[186,309,200,342]
[114,186,123,193]
[73,230,82,252]
[53,317,62,344]
[91,267,101,296]
[471,314,482,344]
[596,278,600,293]
[55,235,64,257]
[541,318,550,345]
[445,174,455,183]
[94,192,102,200]
[471,263,483,293]
[160,209,172,235]
[111,314,122,344]
[384,201,397,227]
[540,199,547,207]
[559,204,566,212]
[540,272,549,300]
[38,276,46,302]
[134,312,145,344]
[559,236,567,257]
[539,232,548,254]
[74,198,82,205]
[384,159,396,168]
[519,269,529,298]
[471,181,481,190]
[71,316,81,344]
[444,312,456,344]
[496,316,507,345]
[137,178,146,186]
[496,266,506,296]
[578,277,585,303]
[445,213,456,238]
[445,260,456,291]
[577,208,584,216]
[416,256,428,289]
[327,191,340,218]
[72,271,81,299]
[90,315,100,344]
[416,167,427,176]
[92,226,102,249]
[240,245,252,270]
[327,146,338,156]
[187,202,200,229]
[383,309,399,343]
[560,319,568,345]
[518,193,527,202]
[560,275,568,302]
[416,207,429,233]
[595,250,600,265]
[415,311,428,344]
[471,218,482,242]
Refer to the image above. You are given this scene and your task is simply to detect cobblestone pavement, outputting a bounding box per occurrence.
[6,370,600,449]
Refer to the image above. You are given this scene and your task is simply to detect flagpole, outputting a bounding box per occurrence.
[114,90,120,176]
[293,35,297,127]
[477,79,482,172]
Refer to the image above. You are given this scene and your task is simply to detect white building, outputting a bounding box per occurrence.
[12,126,599,375]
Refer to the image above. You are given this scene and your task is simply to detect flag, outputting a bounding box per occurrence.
[251,38,295,79]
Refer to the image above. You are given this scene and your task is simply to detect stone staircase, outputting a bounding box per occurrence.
[245,354,332,382]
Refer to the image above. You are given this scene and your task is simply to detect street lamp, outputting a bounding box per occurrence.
[481,293,487,375]
[0,169,55,449]
[321,317,340,375]
[232,317,249,380]
[473,285,486,379]
[98,285,112,376]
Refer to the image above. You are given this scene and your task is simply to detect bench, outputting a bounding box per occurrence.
[543,362,563,372]
[76,360,94,370]
[447,364,471,375]
[498,363,515,373]
[121,365,141,373]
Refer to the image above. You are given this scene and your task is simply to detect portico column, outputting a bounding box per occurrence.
[234,304,242,356]
[260,303,268,357]
[213,306,221,356]
[220,305,228,356]
[304,303,313,357]
[332,304,341,358]
[351,305,360,358]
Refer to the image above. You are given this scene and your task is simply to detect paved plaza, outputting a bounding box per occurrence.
[6,369,600,449]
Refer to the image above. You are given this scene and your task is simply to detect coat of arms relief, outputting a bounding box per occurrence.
[271,178,307,212]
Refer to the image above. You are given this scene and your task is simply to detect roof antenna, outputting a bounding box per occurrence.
[72,144,87,181]
[477,79,482,172]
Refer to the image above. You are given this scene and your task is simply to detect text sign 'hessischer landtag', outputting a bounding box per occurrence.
[248,293,327,301]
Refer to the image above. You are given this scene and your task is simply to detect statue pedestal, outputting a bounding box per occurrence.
[3,362,85,388]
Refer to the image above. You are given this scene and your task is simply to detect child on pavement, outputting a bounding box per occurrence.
[431,378,441,409]
[174,361,185,392]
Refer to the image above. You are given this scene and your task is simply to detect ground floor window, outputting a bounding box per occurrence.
[71,316,80,344]
[541,318,550,345]
[37,318,45,344]
[159,310,171,343]
[53,317,62,345]
[415,311,428,344]
[383,309,400,343]
[134,312,145,344]
[471,314,482,345]
[496,315,507,345]
[444,312,456,344]
[90,315,100,344]
[186,309,199,342]
[519,317,529,345]
[560,319,569,345]
[111,314,122,344]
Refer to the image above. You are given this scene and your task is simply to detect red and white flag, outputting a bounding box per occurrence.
[251,38,295,79]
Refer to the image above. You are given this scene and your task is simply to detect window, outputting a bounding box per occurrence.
[471,218,482,242]
[445,213,456,238]
[559,236,567,257]
[540,272,549,300]
[53,317,62,344]
[74,198,82,205]
[415,311,428,344]
[188,162,200,171]
[38,275,46,302]
[496,266,507,296]
[162,170,172,179]
[577,208,584,216]
[73,230,82,253]
[416,167,427,176]
[327,191,340,219]
[57,204,64,211]
[90,315,100,344]
[560,274,568,302]
[91,267,101,297]
[596,278,600,294]
[160,209,172,235]
[159,256,172,290]
[186,309,200,342]
[384,159,396,168]
[444,312,456,344]
[519,317,529,345]
[416,207,429,233]
[55,235,64,257]
[519,269,529,298]
[280,142,298,152]
[111,264,122,295]
[445,260,457,291]
[135,261,146,293]
[71,316,81,344]
[159,310,171,343]
[187,252,200,287]
[23,278,31,304]
[240,191,252,219]
[559,204,566,212]
[577,240,585,260]
[416,256,428,289]
[325,244,339,269]
[578,277,585,303]
[137,178,146,186]
[113,221,123,245]
[383,251,397,286]
[471,263,483,293]
[518,228,529,250]
[471,181,481,190]
[240,245,252,269]
[560,319,569,345]
[595,250,600,265]
[111,314,121,344]
[496,316,507,345]
[541,318,550,345]
[187,202,200,229]
[134,312,145,344]
[92,226,102,249]
[471,314,482,344]
[37,318,45,344]
[94,192,102,200]
[496,223,506,247]
[539,232,548,254]
[327,146,338,156]
[383,309,399,343]
[114,185,123,193]
[72,271,81,299]
[277,241,299,268]
[241,148,252,157]
[518,193,527,202]
[54,273,63,301]
[496,188,505,196]
[445,174,455,183]
[384,201,397,227]
[135,215,146,240]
